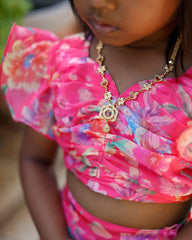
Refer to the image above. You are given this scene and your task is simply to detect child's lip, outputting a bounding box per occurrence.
[89,19,118,34]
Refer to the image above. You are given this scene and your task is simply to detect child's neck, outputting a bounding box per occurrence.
[90,39,166,95]
[89,21,192,96]
[89,27,177,96]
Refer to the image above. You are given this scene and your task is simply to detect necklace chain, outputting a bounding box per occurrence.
[96,37,182,133]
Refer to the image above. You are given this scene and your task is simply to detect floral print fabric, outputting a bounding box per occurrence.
[0,23,58,138]
[1,24,192,203]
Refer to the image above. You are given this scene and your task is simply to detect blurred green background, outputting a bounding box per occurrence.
[0,0,32,59]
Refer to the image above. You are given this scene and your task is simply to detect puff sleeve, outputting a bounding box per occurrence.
[0,23,59,139]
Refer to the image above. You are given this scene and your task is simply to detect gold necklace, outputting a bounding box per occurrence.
[96,37,182,133]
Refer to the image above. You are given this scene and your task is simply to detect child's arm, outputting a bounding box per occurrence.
[19,127,72,240]
[173,220,192,240]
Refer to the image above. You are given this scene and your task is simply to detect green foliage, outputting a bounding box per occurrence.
[0,0,32,58]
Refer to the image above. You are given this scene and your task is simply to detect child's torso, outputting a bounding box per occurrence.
[50,33,192,204]
[2,26,192,228]
[62,36,192,229]
[0,25,192,228]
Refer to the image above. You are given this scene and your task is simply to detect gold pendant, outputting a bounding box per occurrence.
[99,103,118,132]
[103,123,110,133]
[99,103,118,122]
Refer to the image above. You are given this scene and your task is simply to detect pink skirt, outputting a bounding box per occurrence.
[61,187,186,240]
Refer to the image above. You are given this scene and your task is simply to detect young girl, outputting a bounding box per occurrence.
[1,0,192,239]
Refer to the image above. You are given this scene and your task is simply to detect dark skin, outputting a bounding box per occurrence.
[20,127,72,240]
[20,0,192,239]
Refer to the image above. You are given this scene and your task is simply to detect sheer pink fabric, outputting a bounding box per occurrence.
[1,24,192,203]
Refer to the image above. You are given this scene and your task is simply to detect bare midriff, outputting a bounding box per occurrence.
[67,171,192,229]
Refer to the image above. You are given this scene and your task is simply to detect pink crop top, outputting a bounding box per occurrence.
[1,24,192,203]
